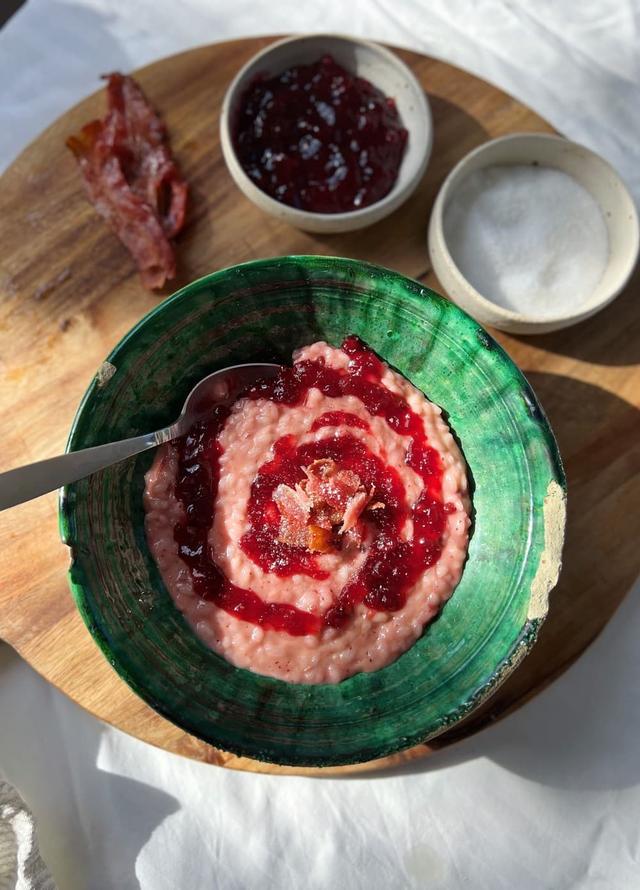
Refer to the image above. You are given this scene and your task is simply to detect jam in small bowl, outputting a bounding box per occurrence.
[220,34,432,233]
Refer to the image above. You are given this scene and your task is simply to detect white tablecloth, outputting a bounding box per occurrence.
[1,2,639,888]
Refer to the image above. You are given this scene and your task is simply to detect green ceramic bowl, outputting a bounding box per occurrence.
[60,256,566,767]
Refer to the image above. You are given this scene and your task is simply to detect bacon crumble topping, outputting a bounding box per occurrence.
[274,458,376,553]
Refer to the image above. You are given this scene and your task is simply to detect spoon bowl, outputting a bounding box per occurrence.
[180,364,280,421]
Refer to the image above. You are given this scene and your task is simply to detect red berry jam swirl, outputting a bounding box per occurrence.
[172,337,452,636]
[233,55,408,213]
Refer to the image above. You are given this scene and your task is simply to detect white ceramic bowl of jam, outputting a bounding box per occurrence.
[220,34,432,233]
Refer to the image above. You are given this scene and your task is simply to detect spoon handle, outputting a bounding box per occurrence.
[0,426,175,511]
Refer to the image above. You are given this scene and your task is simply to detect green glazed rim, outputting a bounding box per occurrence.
[59,256,566,767]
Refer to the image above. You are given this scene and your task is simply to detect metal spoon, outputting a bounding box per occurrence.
[0,362,281,511]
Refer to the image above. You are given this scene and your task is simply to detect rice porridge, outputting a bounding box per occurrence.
[144,337,470,683]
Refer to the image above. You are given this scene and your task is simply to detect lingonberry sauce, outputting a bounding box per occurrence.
[172,337,451,636]
[240,434,406,580]
[234,55,408,213]
[310,411,369,432]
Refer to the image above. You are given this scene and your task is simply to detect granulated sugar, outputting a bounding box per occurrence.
[443,165,609,318]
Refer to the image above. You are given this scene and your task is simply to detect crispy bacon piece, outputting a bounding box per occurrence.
[273,484,310,527]
[340,490,370,534]
[274,458,375,553]
[303,459,363,510]
[66,73,188,289]
[273,484,311,548]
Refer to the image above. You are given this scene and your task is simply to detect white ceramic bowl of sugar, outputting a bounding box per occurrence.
[428,132,639,334]
[220,34,432,233]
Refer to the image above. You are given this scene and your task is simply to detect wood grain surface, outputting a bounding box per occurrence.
[0,37,638,776]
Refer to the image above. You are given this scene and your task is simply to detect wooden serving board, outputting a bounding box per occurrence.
[1,38,639,776]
